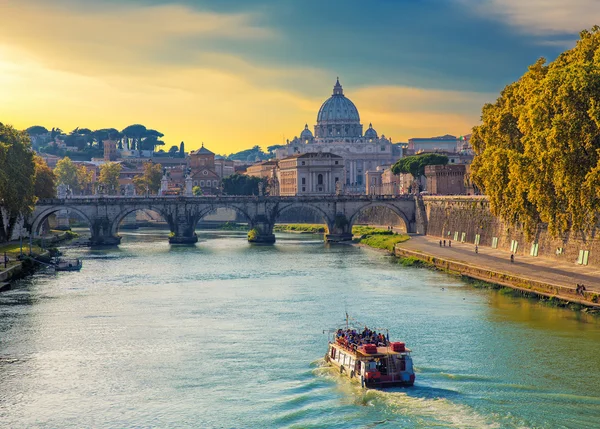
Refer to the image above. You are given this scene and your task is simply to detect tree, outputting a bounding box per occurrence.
[471,27,600,238]
[98,162,122,195]
[121,124,147,151]
[0,123,36,242]
[33,156,56,198]
[54,157,80,191]
[132,162,162,195]
[179,141,185,158]
[391,153,449,179]
[77,165,94,195]
[222,174,265,195]
[27,126,49,135]
[168,145,179,155]
[192,185,202,196]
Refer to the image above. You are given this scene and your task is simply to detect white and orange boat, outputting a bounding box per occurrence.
[324,317,415,388]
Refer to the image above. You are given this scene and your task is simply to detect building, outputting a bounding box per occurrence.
[189,144,222,195]
[425,164,466,195]
[408,135,460,153]
[214,157,235,179]
[103,140,118,161]
[276,79,401,188]
[246,160,278,180]
[278,152,343,196]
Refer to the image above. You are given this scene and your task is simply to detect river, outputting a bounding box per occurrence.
[1,229,599,428]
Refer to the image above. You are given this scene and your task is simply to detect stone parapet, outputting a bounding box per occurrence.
[422,196,599,267]
[394,247,599,308]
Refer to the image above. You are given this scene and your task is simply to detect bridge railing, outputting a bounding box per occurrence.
[35,194,417,206]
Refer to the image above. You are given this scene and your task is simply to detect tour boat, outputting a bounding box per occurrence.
[324,317,415,388]
[55,258,82,272]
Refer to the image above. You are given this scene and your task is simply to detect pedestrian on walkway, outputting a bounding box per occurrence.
[580,284,586,296]
[439,240,442,247]
[443,240,446,247]
[448,240,451,248]
[475,245,478,254]
[510,254,514,263]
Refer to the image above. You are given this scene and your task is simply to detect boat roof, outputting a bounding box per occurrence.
[332,343,411,357]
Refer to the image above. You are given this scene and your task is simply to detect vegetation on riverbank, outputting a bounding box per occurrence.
[352,226,410,252]
[273,224,327,233]
[219,222,249,231]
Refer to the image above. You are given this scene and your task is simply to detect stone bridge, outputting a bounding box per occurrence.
[29,195,422,245]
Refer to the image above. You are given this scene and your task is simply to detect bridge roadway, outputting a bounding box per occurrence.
[30,195,422,245]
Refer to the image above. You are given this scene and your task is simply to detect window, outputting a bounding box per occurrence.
[301,178,306,185]
[213,180,218,187]
[203,170,208,175]
[200,180,205,187]
[318,174,323,185]
[302,187,306,192]
[301,161,305,165]
[381,146,385,151]
[356,175,363,185]
[335,161,339,165]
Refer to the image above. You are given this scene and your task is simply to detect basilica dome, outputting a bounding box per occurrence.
[364,123,378,140]
[300,124,313,140]
[314,78,363,139]
[317,78,360,123]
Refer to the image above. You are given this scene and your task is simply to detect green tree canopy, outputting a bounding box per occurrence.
[222,174,265,195]
[471,27,600,237]
[33,156,56,199]
[27,125,49,135]
[391,153,448,179]
[98,162,122,195]
[0,123,36,242]
[54,157,79,190]
[132,162,162,195]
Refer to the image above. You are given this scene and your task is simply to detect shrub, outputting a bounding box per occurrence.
[247,228,259,241]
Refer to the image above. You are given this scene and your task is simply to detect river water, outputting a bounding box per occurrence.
[1,229,599,428]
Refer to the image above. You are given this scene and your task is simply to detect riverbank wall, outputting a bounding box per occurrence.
[422,196,599,267]
[394,246,599,308]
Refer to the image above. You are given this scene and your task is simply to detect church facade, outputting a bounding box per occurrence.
[275,79,401,188]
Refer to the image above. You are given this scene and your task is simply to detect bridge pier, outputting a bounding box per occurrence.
[325,214,353,243]
[91,218,121,246]
[248,216,275,244]
[168,219,198,245]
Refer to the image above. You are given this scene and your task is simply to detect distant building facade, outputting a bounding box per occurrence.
[425,164,466,195]
[278,152,343,196]
[189,144,222,195]
[275,79,401,188]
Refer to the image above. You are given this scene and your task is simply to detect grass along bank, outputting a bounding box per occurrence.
[273,224,327,233]
[353,226,410,252]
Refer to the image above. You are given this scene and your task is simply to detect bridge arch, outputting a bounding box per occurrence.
[274,203,334,231]
[30,206,93,237]
[348,202,412,232]
[110,206,171,236]
[193,203,253,230]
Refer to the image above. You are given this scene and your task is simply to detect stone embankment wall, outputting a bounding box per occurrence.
[394,247,599,307]
[423,196,599,267]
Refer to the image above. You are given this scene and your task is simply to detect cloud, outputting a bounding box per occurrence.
[0,0,491,152]
[350,86,493,140]
[459,0,600,36]
[0,1,274,77]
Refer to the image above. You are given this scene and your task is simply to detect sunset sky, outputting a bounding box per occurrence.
[0,0,595,153]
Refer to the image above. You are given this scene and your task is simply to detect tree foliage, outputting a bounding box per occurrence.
[0,123,35,242]
[33,156,56,198]
[391,153,448,179]
[471,27,600,237]
[98,162,122,194]
[132,162,162,195]
[222,174,264,195]
[54,157,79,190]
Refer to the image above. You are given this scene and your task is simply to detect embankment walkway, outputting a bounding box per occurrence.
[395,235,600,305]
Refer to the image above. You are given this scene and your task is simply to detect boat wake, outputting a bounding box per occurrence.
[313,358,501,429]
